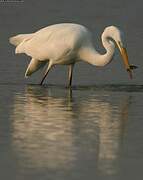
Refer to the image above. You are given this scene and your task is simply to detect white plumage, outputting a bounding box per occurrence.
[9,23,136,86]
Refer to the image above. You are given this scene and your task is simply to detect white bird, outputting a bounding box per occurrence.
[9,23,137,86]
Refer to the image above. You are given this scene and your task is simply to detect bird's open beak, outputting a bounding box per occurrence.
[116,41,137,79]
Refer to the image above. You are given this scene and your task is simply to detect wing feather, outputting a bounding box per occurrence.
[9,33,34,46]
[25,58,47,77]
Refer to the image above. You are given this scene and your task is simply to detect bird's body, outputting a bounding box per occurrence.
[20,24,92,64]
[9,23,136,86]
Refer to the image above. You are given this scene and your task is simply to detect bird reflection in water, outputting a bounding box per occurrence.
[11,85,131,176]
[97,96,130,175]
[12,86,76,170]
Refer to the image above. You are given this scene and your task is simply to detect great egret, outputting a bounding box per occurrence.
[9,23,137,86]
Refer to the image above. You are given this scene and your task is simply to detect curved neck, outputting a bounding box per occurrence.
[101,33,115,65]
[79,33,115,66]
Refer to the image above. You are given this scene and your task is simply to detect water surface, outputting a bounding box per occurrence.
[0,84,143,180]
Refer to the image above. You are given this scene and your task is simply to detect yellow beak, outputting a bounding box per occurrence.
[116,41,133,79]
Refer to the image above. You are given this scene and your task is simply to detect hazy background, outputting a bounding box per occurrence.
[0,0,142,85]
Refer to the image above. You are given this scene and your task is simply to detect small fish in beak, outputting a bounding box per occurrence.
[116,41,138,79]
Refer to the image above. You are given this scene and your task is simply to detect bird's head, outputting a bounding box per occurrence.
[103,26,138,79]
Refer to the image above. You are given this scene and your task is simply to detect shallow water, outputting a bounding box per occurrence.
[0,0,143,179]
[0,84,143,180]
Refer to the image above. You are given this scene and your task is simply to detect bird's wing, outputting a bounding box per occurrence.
[9,33,34,46]
[25,58,47,77]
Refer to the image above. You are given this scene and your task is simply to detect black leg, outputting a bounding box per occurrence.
[68,64,74,87]
[40,62,52,85]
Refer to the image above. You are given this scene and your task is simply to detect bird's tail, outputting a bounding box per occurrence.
[9,33,34,46]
